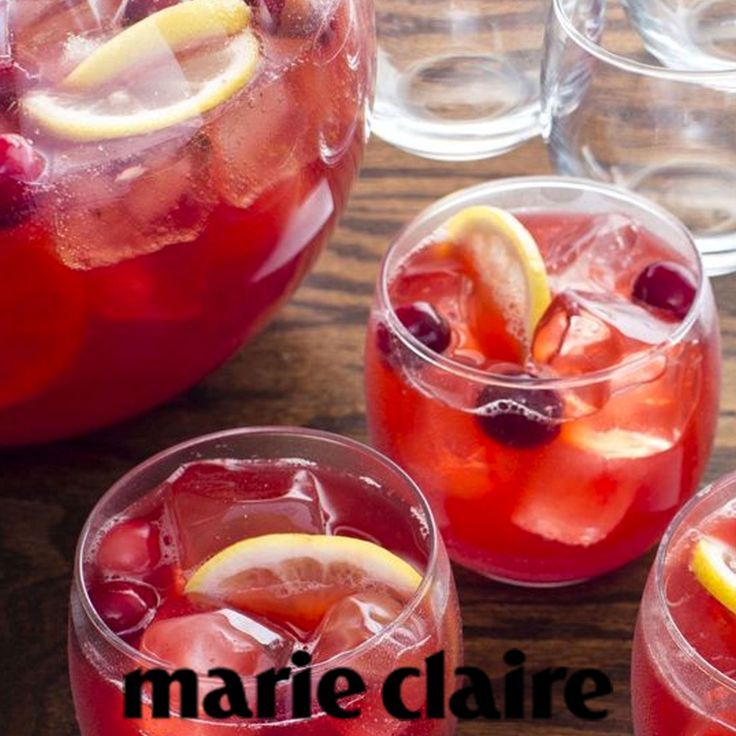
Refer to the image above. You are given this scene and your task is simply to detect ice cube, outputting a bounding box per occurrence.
[310,591,428,736]
[569,344,695,477]
[140,608,291,674]
[167,460,329,569]
[533,291,622,375]
[96,518,161,577]
[534,288,690,423]
[511,467,637,547]
[533,290,673,376]
[510,436,641,547]
[49,135,215,269]
[210,62,315,208]
[311,591,405,664]
[544,213,645,294]
[577,291,676,345]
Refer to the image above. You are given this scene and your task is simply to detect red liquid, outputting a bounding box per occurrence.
[0,0,373,444]
[632,507,736,735]
[69,458,461,736]
[365,211,720,585]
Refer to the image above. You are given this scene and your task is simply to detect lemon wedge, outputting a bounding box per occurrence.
[185,533,422,631]
[691,536,736,615]
[22,0,259,141]
[65,0,251,90]
[562,425,674,459]
[446,206,551,348]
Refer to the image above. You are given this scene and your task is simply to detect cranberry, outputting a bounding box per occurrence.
[395,302,451,354]
[0,134,46,228]
[122,0,179,25]
[97,518,161,576]
[89,580,159,635]
[633,261,697,320]
[476,372,563,449]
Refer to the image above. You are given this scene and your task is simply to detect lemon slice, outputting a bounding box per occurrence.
[562,425,674,459]
[446,206,551,348]
[185,533,422,631]
[21,0,259,141]
[691,536,736,615]
[65,0,251,90]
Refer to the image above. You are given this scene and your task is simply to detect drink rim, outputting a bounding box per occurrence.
[73,426,441,679]
[376,175,707,391]
[552,0,736,80]
[653,471,736,696]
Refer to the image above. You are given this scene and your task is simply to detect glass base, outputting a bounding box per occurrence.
[373,50,541,161]
[624,0,736,71]
[474,570,593,589]
[448,546,592,588]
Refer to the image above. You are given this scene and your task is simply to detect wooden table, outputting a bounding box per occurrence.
[2,136,733,736]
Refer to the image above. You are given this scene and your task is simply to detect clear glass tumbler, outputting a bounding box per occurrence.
[372,0,548,161]
[542,0,736,275]
[632,472,736,735]
[69,427,461,736]
[364,176,721,586]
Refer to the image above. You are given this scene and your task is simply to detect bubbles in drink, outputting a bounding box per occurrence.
[12,1,119,81]
[51,137,215,269]
[210,49,315,209]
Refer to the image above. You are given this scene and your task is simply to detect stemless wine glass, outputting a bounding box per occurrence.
[632,472,736,735]
[542,0,736,275]
[364,177,721,586]
[372,0,548,161]
[69,427,461,736]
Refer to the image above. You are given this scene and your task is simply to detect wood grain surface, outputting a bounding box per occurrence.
[1,136,734,736]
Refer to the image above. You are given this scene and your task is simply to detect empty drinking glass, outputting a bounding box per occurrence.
[542,0,736,275]
[372,0,548,161]
[622,0,736,71]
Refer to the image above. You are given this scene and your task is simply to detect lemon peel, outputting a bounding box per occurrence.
[691,536,736,615]
[446,205,552,347]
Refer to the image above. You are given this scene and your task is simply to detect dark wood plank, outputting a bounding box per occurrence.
[1,135,733,736]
